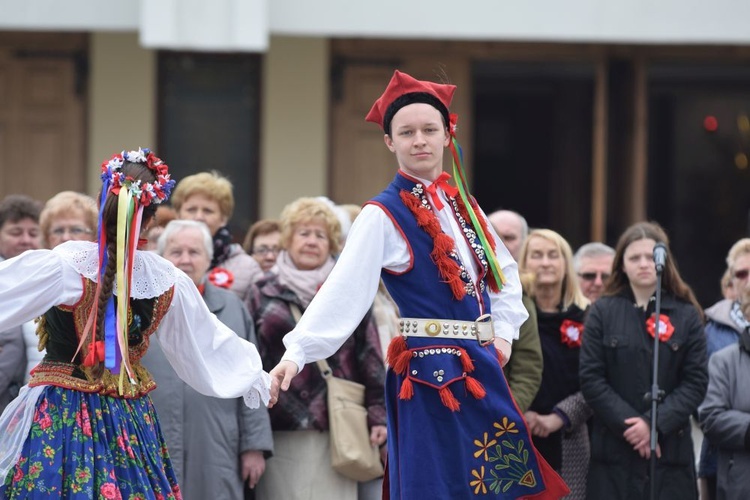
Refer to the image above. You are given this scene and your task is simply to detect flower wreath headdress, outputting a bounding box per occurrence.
[74,148,175,394]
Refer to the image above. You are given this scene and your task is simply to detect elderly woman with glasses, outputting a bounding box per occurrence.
[697,237,750,500]
[518,229,591,500]
[245,197,386,500]
[142,219,273,500]
[243,219,281,274]
[39,191,97,249]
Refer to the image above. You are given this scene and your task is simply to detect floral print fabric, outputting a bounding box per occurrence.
[1,386,181,499]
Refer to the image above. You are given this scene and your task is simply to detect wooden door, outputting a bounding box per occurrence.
[0,34,87,202]
[330,64,399,205]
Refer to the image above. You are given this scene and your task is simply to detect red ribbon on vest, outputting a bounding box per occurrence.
[83,340,106,367]
[425,171,459,211]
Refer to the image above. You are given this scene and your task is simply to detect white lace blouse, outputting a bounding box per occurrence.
[0,240,271,407]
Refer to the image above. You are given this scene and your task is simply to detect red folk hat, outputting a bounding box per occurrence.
[365,70,456,128]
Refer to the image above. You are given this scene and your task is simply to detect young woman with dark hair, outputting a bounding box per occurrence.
[580,221,707,500]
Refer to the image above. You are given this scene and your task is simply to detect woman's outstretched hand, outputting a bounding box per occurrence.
[268,360,299,407]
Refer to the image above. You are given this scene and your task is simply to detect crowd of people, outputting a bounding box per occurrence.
[0,70,747,500]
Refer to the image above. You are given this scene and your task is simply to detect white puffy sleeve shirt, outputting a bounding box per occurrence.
[281,173,528,372]
[0,241,271,408]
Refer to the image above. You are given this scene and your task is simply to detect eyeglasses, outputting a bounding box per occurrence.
[50,226,93,237]
[734,269,750,280]
[253,246,280,256]
[578,272,611,282]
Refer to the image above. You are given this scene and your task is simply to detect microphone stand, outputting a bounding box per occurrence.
[648,266,665,500]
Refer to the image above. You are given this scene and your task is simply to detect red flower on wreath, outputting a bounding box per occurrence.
[208,267,234,289]
[560,319,584,348]
[646,314,675,342]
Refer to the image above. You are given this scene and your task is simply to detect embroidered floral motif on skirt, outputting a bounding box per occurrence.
[1,386,181,499]
[384,337,569,499]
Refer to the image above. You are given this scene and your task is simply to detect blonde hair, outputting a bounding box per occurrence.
[279,197,342,255]
[720,268,735,300]
[171,171,234,218]
[726,238,750,272]
[518,228,589,310]
[740,284,750,320]
[39,191,98,247]
[338,204,362,224]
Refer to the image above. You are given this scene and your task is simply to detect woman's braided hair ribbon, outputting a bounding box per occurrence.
[74,148,175,394]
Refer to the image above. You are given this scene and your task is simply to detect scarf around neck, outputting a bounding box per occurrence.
[276,250,335,307]
[211,226,233,269]
[730,300,750,330]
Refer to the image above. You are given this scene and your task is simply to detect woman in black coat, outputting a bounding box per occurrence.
[580,221,707,500]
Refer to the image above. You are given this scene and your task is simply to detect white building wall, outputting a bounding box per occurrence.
[260,36,329,219]
[2,0,750,45]
[271,0,750,45]
[87,33,156,194]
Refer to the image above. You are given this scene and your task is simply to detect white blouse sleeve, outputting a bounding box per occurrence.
[0,250,83,331]
[482,211,528,344]
[281,204,406,372]
[155,270,271,408]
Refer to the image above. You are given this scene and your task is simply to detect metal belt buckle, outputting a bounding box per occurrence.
[474,314,494,346]
[424,320,441,337]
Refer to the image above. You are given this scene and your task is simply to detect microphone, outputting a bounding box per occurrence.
[653,243,667,273]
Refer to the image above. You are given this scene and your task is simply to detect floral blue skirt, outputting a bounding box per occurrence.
[1,385,181,499]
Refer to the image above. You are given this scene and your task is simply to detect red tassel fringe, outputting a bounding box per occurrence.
[459,348,475,372]
[386,336,408,372]
[400,190,466,301]
[439,386,461,412]
[465,376,486,399]
[399,377,414,400]
[393,350,413,376]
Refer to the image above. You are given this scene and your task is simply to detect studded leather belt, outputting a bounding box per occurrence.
[398,315,495,344]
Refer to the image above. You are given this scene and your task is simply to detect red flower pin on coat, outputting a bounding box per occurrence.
[208,267,234,289]
[646,314,675,342]
[559,319,584,348]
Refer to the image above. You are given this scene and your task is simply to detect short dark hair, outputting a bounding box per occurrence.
[0,194,42,230]
[383,92,450,136]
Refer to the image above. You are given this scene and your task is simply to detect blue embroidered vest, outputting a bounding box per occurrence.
[367,172,491,321]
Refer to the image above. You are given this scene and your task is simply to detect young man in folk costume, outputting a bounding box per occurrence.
[269,70,568,499]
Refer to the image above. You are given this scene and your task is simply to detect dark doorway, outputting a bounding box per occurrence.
[473,62,595,250]
[649,64,750,307]
[158,52,261,239]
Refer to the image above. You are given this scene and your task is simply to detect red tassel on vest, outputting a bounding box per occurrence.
[439,386,461,412]
[387,336,408,372]
[465,376,486,399]
[399,377,414,400]
[459,348,475,372]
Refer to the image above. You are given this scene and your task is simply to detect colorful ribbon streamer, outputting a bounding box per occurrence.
[448,115,506,289]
